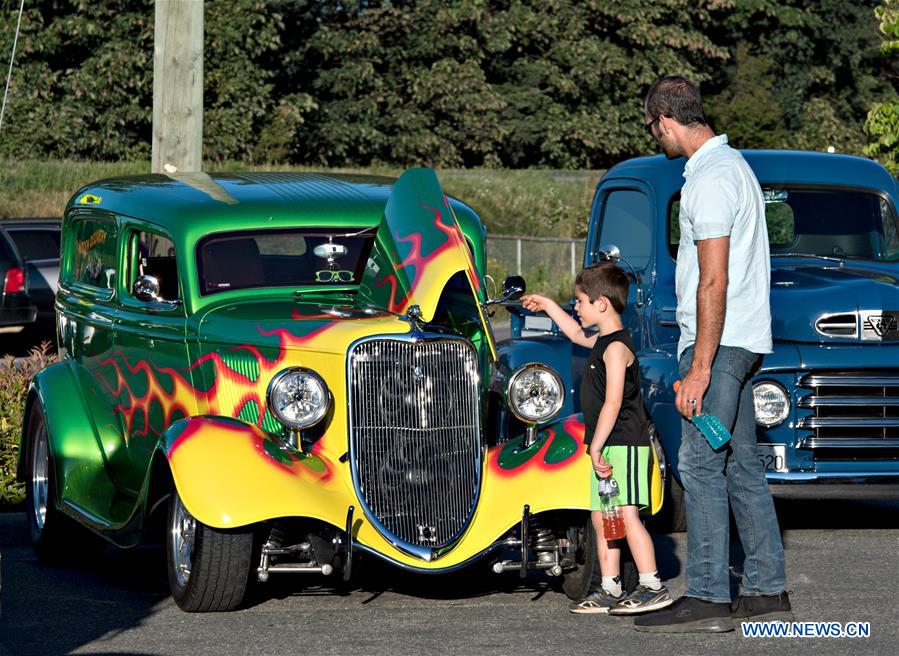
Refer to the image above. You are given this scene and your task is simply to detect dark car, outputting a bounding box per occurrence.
[1,218,60,327]
[0,224,37,335]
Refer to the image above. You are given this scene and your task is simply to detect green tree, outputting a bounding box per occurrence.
[483,0,729,168]
[864,0,899,174]
[0,0,296,163]
[299,0,729,169]
[296,1,508,168]
[0,0,154,160]
[204,1,317,163]
[705,0,890,154]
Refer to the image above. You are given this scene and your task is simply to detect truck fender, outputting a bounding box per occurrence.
[638,347,684,480]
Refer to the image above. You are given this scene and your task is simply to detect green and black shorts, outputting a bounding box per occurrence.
[590,444,654,512]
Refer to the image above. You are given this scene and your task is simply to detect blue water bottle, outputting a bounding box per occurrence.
[674,380,732,449]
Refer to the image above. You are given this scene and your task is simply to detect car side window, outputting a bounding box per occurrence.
[129,230,181,302]
[69,218,117,291]
[668,195,680,259]
[882,198,899,261]
[597,189,652,271]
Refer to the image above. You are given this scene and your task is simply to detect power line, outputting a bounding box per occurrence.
[0,0,26,137]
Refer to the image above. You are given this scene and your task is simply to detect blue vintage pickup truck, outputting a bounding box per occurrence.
[503,150,899,529]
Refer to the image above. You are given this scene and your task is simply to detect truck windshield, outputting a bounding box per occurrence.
[197,227,376,295]
[670,188,899,262]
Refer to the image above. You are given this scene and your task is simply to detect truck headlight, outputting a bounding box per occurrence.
[506,363,565,424]
[267,368,330,429]
[753,381,789,427]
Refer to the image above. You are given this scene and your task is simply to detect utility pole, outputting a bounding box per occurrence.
[152,0,203,173]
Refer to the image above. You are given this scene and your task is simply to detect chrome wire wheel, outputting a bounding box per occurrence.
[170,494,197,588]
[30,419,49,532]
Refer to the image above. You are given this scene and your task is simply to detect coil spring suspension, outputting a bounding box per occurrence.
[530,521,557,564]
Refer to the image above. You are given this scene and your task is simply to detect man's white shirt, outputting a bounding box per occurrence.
[675,134,773,359]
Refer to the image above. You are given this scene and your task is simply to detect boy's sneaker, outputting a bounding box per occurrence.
[610,584,674,615]
[569,589,624,614]
[731,591,794,622]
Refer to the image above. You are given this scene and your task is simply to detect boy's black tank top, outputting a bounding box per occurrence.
[580,329,650,447]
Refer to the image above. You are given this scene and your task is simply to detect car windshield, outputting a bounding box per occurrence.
[765,188,899,261]
[7,228,61,261]
[197,227,377,295]
[669,187,899,262]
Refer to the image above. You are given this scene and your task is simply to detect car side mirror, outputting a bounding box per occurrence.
[502,275,526,301]
[133,274,161,302]
[600,243,621,261]
[484,274,526,307]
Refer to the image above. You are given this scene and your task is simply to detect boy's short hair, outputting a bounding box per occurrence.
[575,262,629,314]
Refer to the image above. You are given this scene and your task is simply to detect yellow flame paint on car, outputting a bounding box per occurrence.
[166,414,594,569]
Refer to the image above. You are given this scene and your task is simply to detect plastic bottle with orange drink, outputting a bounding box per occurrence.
[598,475,626,540]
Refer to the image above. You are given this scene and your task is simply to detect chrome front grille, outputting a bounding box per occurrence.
[348,337,481,553]
[797,371,899,450]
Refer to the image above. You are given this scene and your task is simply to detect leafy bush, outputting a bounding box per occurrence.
[0,342,57,507]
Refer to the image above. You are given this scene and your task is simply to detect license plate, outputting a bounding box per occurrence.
[757,444,787,473]
[523,315,554,336]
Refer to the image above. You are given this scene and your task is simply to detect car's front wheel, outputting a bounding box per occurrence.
[166,489,255,612]
[24,403,101,562]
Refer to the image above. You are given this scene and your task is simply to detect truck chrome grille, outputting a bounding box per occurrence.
[797,371,899,450]
[348,337,481,550]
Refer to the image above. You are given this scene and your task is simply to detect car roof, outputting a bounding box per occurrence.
[0,226,25,265]
[602,149,899,201]
[1,217,61,230]
[66,172,400,242]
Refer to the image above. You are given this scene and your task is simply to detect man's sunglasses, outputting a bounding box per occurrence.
[644,115,661,135]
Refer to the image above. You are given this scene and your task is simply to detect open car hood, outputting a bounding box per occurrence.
[358,168,495,358]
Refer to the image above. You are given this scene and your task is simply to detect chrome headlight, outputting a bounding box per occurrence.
[506,363,565,424]
[267,368,330,429]
[753,381,789,427]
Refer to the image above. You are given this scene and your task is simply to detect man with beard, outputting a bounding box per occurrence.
[634,76,791,633]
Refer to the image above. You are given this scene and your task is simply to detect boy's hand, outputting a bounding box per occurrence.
[590,449,613,478]
[520,293,553,313]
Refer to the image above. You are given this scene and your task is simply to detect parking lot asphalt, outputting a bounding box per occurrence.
[2,499,898,656]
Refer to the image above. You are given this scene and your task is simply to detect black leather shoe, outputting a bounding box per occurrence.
[731,591,794,622]
[633,596,734,633]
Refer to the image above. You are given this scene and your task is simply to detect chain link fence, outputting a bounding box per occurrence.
[486,235,586,300]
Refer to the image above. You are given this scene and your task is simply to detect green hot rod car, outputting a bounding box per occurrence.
[18,169,658,611]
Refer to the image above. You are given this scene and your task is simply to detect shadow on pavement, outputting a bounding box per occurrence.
[775,498,899,530]
[0,544,168,656]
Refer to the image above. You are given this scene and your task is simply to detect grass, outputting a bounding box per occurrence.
[0,342,58,507]
[0,158,603,239]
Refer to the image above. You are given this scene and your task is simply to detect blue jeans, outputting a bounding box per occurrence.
[678,345,786,603]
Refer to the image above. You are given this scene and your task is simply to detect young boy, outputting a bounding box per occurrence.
[521,262,671,615]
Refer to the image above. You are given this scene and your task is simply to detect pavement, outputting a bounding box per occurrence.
[1,499,898,656]
[0,514,27,549]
